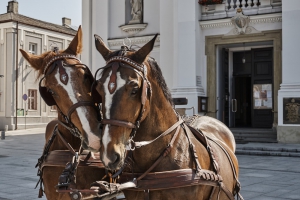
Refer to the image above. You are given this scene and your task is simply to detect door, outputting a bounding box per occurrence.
[233,77,252,127]
[222,49,230,126]
[252,48,273,128]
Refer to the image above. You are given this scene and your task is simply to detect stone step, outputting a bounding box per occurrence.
[236,149,300,157]
[231,128,277,143]
[237,146,300,152]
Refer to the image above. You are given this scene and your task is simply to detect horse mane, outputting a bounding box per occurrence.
[147,57,174,106]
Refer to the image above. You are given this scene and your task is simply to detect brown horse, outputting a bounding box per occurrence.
[92,34,243,200]
[20,26,106,200]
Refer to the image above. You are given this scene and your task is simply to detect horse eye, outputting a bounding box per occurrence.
[131,87,139,95]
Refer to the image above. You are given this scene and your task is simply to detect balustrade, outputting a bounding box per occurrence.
[201,0,282,21]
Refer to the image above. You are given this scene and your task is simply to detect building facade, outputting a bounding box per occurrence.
[0,1,76,130]
[82,0,300,143]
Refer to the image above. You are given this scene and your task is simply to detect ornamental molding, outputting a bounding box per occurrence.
[200,13,282,29]
[25,31,42,38]
[119,23,148,35]
[108,35,160,48]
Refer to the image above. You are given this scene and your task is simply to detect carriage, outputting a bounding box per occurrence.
[20,26,243,200]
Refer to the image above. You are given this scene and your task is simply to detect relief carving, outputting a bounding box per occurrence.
[284,98,300,124]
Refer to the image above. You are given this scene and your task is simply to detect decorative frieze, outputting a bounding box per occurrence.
[200,14,282,29]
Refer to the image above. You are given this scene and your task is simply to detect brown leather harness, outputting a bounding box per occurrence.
[91,53,244,200]
[39,51,101,140]
[35,52,104,199]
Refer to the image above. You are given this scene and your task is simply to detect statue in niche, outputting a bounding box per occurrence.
[129,0,142,24]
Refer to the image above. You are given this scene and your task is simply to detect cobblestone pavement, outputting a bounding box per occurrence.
[0,129,300,200]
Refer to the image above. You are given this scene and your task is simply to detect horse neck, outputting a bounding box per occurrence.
[131,86,181,170]
[54,113,81,151]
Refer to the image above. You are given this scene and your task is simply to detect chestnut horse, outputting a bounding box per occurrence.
[92,34,243,200]
[20,26,106,200]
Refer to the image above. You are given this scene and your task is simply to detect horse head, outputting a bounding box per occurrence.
[20,26,102,152]
[94,34,177,170]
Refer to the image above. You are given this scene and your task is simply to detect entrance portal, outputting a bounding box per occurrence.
[223,47,274,128]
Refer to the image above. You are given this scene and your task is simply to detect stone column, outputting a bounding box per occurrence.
[278,0,300,143]
[160,0,202,115]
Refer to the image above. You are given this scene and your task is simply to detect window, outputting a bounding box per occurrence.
[28,89,37,110]
[29,43,37,55]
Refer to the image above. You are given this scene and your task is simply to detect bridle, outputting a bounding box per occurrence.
[39,52,100,140]
[94,49,151,149]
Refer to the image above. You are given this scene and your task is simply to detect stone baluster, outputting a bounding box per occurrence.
[241,0,247,8]
[230,0,235,10]
[253,0,259,8]
[225,0,230,10]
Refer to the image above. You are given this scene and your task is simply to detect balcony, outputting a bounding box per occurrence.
[200,0,282,21]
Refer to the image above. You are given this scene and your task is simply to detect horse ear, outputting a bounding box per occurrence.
[94,34,112,61]
[132,34,158,64]
[63,25,83,55]
[19,49,43,70]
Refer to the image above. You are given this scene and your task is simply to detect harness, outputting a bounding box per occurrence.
[35,124,105,199]
[35,51,104,199]
[92,52,244,200]
[94,48,151,148]
[39,52,101,140]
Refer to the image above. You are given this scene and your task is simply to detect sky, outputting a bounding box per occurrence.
[0,0,82,27]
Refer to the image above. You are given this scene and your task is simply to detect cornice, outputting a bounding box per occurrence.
[25,31,42,38]
[108,35,160,48]
[200,13,282,29]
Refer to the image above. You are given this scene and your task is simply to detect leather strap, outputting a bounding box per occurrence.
[67,101,97,120]
[102,119,136,129]
[133,118,183,148]
[136,125,181,181]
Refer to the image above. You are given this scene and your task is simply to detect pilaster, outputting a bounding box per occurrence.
[277,0,300,143]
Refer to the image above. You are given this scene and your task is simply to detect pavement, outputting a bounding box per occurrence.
[1,128,300,200]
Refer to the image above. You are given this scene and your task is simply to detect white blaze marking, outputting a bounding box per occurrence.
[102,71,126,165]
[54,68,100,150]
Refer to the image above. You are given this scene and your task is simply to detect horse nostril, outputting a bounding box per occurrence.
[108,153,121,170]
[113,153,120,164]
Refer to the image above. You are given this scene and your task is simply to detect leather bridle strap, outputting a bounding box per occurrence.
[66,101,97,120]
[132,118,184,149]
[101,119,136,129]
[136,125,181,181]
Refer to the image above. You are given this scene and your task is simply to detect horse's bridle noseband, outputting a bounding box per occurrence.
[94,52,151,145]
[40,53,100,140]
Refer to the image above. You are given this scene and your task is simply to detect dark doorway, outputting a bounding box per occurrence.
[223,47,273,128]
[233,77,252,127]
